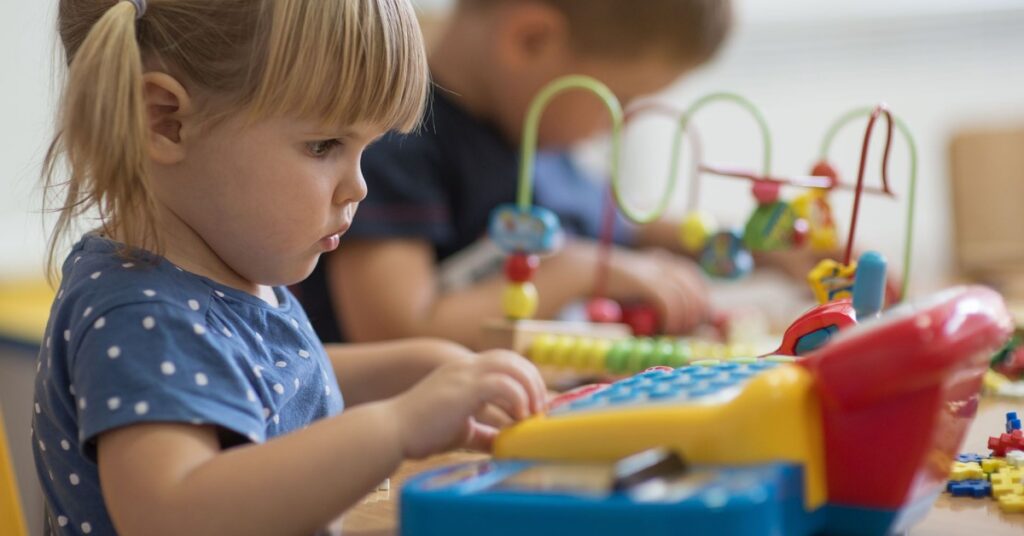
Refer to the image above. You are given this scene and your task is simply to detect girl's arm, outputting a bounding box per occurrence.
[99,351,545,536]
[99,403,403,536]
[324,338,474,407]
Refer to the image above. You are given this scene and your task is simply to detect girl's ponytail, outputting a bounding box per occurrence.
[44,1,154,281]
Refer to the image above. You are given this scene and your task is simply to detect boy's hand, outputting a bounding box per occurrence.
[388,350,546,459]
[606,247,710,334]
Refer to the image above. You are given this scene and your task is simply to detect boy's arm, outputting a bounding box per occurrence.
[327,238,605,349]
[324,338,474,407]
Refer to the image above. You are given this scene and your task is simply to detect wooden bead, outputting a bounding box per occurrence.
[679,212,715,253]
[504,253,539,283]
[502,282,538,319]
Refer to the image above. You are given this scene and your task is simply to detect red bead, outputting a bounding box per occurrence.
[622,303,660,336]
[587,297,622,324]
[752,180,781,204]
[792,217,809,247]
[810,160,840,189]
[504,253,539,282]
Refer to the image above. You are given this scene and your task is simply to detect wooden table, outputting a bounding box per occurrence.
[340,398,1024,536]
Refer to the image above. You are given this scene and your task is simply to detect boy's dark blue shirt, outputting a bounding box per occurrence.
[299,88,633,343]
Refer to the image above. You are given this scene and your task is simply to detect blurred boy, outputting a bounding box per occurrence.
[300,0,733,347]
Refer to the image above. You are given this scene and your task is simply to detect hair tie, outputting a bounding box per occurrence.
[124,0,147,19]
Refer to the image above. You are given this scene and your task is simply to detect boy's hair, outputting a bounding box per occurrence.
[43,0,429,279]
[459,0,732,63]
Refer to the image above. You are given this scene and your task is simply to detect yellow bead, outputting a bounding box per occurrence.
[528,334,556,365]
[567,338,594,369]
[679,212,715,252]
[503,282,538,319]
[550,336,575,368]
[586,339,613,371]
[810,228,838,252]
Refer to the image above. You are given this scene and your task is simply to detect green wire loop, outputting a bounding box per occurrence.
[819,108,919,301]
[669,92,774,189]
[517,75,623,209]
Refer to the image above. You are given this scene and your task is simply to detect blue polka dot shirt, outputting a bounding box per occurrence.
[32,235,344,535]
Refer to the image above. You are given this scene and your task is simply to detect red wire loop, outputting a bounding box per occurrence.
[844,104,895,265]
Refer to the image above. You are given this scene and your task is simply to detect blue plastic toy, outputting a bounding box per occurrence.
[489,204,564,254]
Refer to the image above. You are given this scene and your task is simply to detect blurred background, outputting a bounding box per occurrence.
[2,1,1024,534]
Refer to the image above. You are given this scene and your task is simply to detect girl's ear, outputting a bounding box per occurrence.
[142,72,193,164]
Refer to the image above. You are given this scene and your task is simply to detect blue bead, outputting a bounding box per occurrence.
[956,453,984,463]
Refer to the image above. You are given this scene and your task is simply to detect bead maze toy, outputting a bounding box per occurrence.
[484,75,920,376]
[402,286,1014,535]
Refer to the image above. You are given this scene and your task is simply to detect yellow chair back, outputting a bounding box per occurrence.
[0,407,28,536]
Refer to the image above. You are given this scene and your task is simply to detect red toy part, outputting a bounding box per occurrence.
[622,303,659,337]
[994,345,1024,379]
[988,430,1024,457]
[799,286,1012,510]
[810,160,840,189]
[505,253,540,283]
[752,180,782,204]
[586,297,623,324]
[774,299,857,356]
[791,218,810,248]
[546,383,609,411]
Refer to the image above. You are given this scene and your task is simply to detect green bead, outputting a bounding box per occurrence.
[692,359,721,367]
[671,342,694,366]
[606,339,633,373]
[645,340,677,369]
[627,338,655,373]
[728,356,758,364]
[764,355,797,363]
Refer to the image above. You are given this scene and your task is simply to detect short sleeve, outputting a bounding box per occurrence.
[70,300,266,457]
[347,131,456,245]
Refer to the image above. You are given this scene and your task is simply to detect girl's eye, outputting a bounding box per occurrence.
[306,139,342,157]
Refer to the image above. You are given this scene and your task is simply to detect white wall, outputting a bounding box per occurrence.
[3,0,1022,289]
[584,0,1024,294]
[0,1,59,278]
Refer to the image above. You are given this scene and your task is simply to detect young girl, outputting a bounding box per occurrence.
[32,1,545,535]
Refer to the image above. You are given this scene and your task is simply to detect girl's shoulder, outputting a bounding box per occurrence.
[54,235,215,324]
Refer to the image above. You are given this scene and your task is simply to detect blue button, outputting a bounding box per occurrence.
[689,386,717,398]
[649,385,681,399]
[710,377,738,389]
[609,390,639,404]
[671,375,694,386]
[569,397,600,410]
[693,368,718,379]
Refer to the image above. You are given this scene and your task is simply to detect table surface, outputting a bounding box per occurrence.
[340,397,1024,536]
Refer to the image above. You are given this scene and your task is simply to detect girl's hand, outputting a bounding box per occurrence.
[387,350,546,459]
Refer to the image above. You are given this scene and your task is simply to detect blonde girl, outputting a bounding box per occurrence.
[32,1,544,534]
